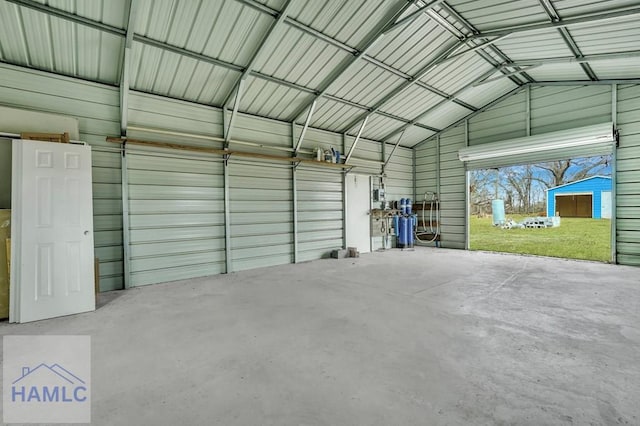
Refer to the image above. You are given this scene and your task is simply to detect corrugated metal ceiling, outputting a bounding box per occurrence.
[1,0,639,147]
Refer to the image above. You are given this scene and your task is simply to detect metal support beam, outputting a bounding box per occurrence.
[222,111,232,273]
[611,84,617,264]
[412,147,417,203]
[291,123,298,263]
[293,100,316,154]
[6,0,126,36]
[468,5,640,40]
[383,130,405,168]
[464,119,469,250]
[345,117,369,164]
[119,0,136,136]
[120,144,131,289]
[501,50,640,68]
[529,79,640,86]
[222,0,294,108]
[290,0,415,121]
[473,65,541,87]
[341,133,347,249]
[526,85,531,136]
[388,0,447,32]
[119,0,136,290]
[224,79,245,148]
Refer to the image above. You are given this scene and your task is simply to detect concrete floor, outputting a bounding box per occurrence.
[2,248,639,425]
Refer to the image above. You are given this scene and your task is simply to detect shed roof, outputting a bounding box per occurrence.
[546,175,612,191]
[0,0,639,147]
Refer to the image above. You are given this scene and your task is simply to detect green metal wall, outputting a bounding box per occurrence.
[384,143,413,202]
[616,84,640,266]
[229,162,294,271]
[0,63,124,291]
[437,127,467,249]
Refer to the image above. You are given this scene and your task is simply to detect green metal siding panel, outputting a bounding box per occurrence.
[438,127,466,249]
[469,91,527,146]
[127,152,225,286]
[229,162,293,271]
[297,168,344,262]
[0,63,123,290]
[415,141,437,198]
[530,86,612,135]
[616,84,640,266]
[384,145,413,202]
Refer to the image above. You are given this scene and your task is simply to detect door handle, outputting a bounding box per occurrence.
[84,230,90,235]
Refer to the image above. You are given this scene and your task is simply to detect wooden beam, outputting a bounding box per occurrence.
[106,137,353,169]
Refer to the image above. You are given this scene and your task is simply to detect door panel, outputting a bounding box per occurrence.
[576,195,592,218]
[601,191,612,219]
[11,140,95,323]
[346,174,370,253]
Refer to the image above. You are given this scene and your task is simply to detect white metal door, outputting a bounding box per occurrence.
[346,174,370,253]
[601,191,612,219]
[11,140,95,323]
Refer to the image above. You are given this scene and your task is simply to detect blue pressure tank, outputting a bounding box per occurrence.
[393,215,399,240]
[399,198,406,215]
[398,216,408,248]
[406,198,412,215]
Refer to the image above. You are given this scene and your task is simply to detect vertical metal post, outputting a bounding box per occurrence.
[369,176,373,253]
[611,84,617,263]
[464,119,470,250]
[412,147,417,203]
[436,135,441,247]
[222,110,232,273]
[291,123,298,263]
[436,136,441,199]
[526,85,531,136]
[120,145,131,289]
[342,133,347,249]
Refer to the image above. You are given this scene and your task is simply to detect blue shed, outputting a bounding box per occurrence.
[546,176,612,219]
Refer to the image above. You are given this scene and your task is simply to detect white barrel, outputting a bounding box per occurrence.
[492,199,505,225]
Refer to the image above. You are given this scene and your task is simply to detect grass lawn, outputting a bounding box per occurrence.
[469,214,612,262]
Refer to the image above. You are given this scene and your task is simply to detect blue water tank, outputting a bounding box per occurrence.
[406,215,415,247]
[492,199,505,225]
[398,216,408,247]
[393,215,399,237]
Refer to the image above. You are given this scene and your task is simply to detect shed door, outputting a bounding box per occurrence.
[601,191,612,219]
[556,194,592,218]
[346,174,371,253]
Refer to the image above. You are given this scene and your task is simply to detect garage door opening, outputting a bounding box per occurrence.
[555,194,593,218]
[468,157,612,262]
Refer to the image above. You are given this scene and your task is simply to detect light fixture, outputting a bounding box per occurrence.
[458,122,615,162]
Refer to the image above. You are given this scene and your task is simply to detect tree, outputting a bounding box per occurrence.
[534,156,611,188]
